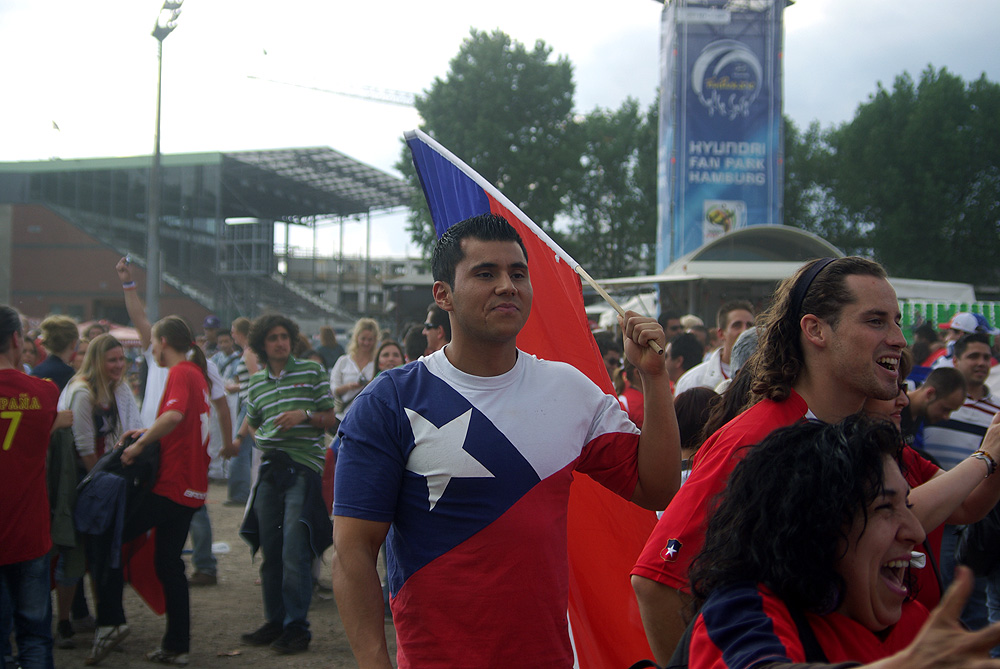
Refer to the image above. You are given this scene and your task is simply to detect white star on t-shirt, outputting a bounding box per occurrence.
[405,408,495,510]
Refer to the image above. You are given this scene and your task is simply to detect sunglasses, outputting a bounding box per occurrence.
[423,322,439,330]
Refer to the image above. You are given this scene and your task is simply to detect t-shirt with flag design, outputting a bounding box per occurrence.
[335,348,642,668]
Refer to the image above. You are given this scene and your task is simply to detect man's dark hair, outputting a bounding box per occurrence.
[403,323,427,362]
[431,214,528,287]
[593,330,622,357]
[674,386,718,452]
[690,415,902,613]
[923,366,966,397]
[749,256,887,403]
[658,310,682,329]
[717,300,754,330]
[0,306,23,354]
[669,332,704,373]
[955,332,991,359]
[426,303,452,342]
[248,314,300,364]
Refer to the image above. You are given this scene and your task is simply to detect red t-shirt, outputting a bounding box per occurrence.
[632,391,809,590]
[620,385,644,429]
[0,369,59,565]
[901,446,944,609]
[690,583,927,668]
[152,361,210,508]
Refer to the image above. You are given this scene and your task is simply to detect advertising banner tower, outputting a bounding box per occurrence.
[656,0,787,269]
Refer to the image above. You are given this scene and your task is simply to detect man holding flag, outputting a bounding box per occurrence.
[332,214,680,667]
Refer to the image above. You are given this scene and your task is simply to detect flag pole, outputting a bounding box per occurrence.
[405,129,663,355]
[574,266,663,355]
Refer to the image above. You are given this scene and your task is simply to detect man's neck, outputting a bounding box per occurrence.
[268,357,290,377]
[969,383,987,402]
[792,370,865,423]
[719,346,731,366]
[442,338,518,377]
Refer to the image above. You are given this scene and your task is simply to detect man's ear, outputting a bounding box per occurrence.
[432,281,453,312]
[924,386,937,402]
[800,314,828,349]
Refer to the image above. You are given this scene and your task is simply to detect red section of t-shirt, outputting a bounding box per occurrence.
[0,369,59,565]
[632,391,809,591]
[152,361,210,508]
[900,446,944,609]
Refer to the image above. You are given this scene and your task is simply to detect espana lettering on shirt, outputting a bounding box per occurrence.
[0,394,42,411]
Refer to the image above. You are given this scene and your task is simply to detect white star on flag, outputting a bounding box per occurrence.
[405,408,495,510]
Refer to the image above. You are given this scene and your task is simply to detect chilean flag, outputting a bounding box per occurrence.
[405,129,657,667]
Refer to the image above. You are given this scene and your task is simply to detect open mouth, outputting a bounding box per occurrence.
[876,357,899,372]
[880,558,908,597]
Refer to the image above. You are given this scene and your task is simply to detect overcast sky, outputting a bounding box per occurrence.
[1,0,997,258]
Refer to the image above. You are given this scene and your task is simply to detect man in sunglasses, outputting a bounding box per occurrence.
[421,303,451,354]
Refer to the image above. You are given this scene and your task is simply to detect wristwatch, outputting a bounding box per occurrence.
[303,409,314,424]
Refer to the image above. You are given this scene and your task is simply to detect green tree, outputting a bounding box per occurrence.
[782,117,870,256]
[824,67,1000,284]
[563,98,658,277]
[397,29,582,257]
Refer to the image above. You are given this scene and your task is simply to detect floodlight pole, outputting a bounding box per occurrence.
[147,0,183,322]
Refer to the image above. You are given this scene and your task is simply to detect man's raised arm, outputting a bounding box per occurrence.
[116,257,151,349]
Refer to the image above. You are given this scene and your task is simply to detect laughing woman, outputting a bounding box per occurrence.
[685,416,1000,669]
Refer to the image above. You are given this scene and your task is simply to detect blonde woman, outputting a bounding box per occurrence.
[61,333,142,472]
[54,334,142,647]
[329,318,378,424]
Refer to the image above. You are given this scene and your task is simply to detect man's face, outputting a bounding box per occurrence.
[602,349,622,382]
[925,387,966,425]
[720,309,754,357]
[264,326,291,365]
[216,333,235,355]
[437,238,532,346]
[204,328,219,344]
[663,319,683,339]
[823,275,906,403]
[422,311,447,353]
[665,343,685,383]
[954,342,992,388]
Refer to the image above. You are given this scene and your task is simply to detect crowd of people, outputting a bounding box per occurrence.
[5,213,1000,668]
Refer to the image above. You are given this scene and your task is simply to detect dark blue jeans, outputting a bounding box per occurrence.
[0,553,54,669]
[254,471,313,633]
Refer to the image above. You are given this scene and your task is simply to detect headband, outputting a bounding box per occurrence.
[790,257,836,320]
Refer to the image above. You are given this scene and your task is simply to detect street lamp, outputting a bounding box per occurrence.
[146,0,183,322]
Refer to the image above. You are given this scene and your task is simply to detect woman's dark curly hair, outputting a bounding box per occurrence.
[689,415,903,614]
[747,257,886,403]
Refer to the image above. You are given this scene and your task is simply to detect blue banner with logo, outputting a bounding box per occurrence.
[656,1,786,269]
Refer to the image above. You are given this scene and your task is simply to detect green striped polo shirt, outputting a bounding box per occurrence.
[244,356,336,473]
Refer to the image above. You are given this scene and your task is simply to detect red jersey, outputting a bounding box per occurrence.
[0,369,59,565]
[632,391,809,590]
[901,446,944,609]
[152,361,210,508]
[690,583,927,668]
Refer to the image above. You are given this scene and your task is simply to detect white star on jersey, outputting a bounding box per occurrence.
[405,408,495,510]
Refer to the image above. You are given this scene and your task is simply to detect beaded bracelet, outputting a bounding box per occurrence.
[971,450,997,478]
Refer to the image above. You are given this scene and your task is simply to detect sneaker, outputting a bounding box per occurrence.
[188,571,217,586]
[270,627,310,655]
[72,614,97,632]
[56,620,76,649]
[85,624,130,666]
[240,621,283,646]
[146,648,190,666]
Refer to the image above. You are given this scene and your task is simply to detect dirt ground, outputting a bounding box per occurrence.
[50,481,396,668]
